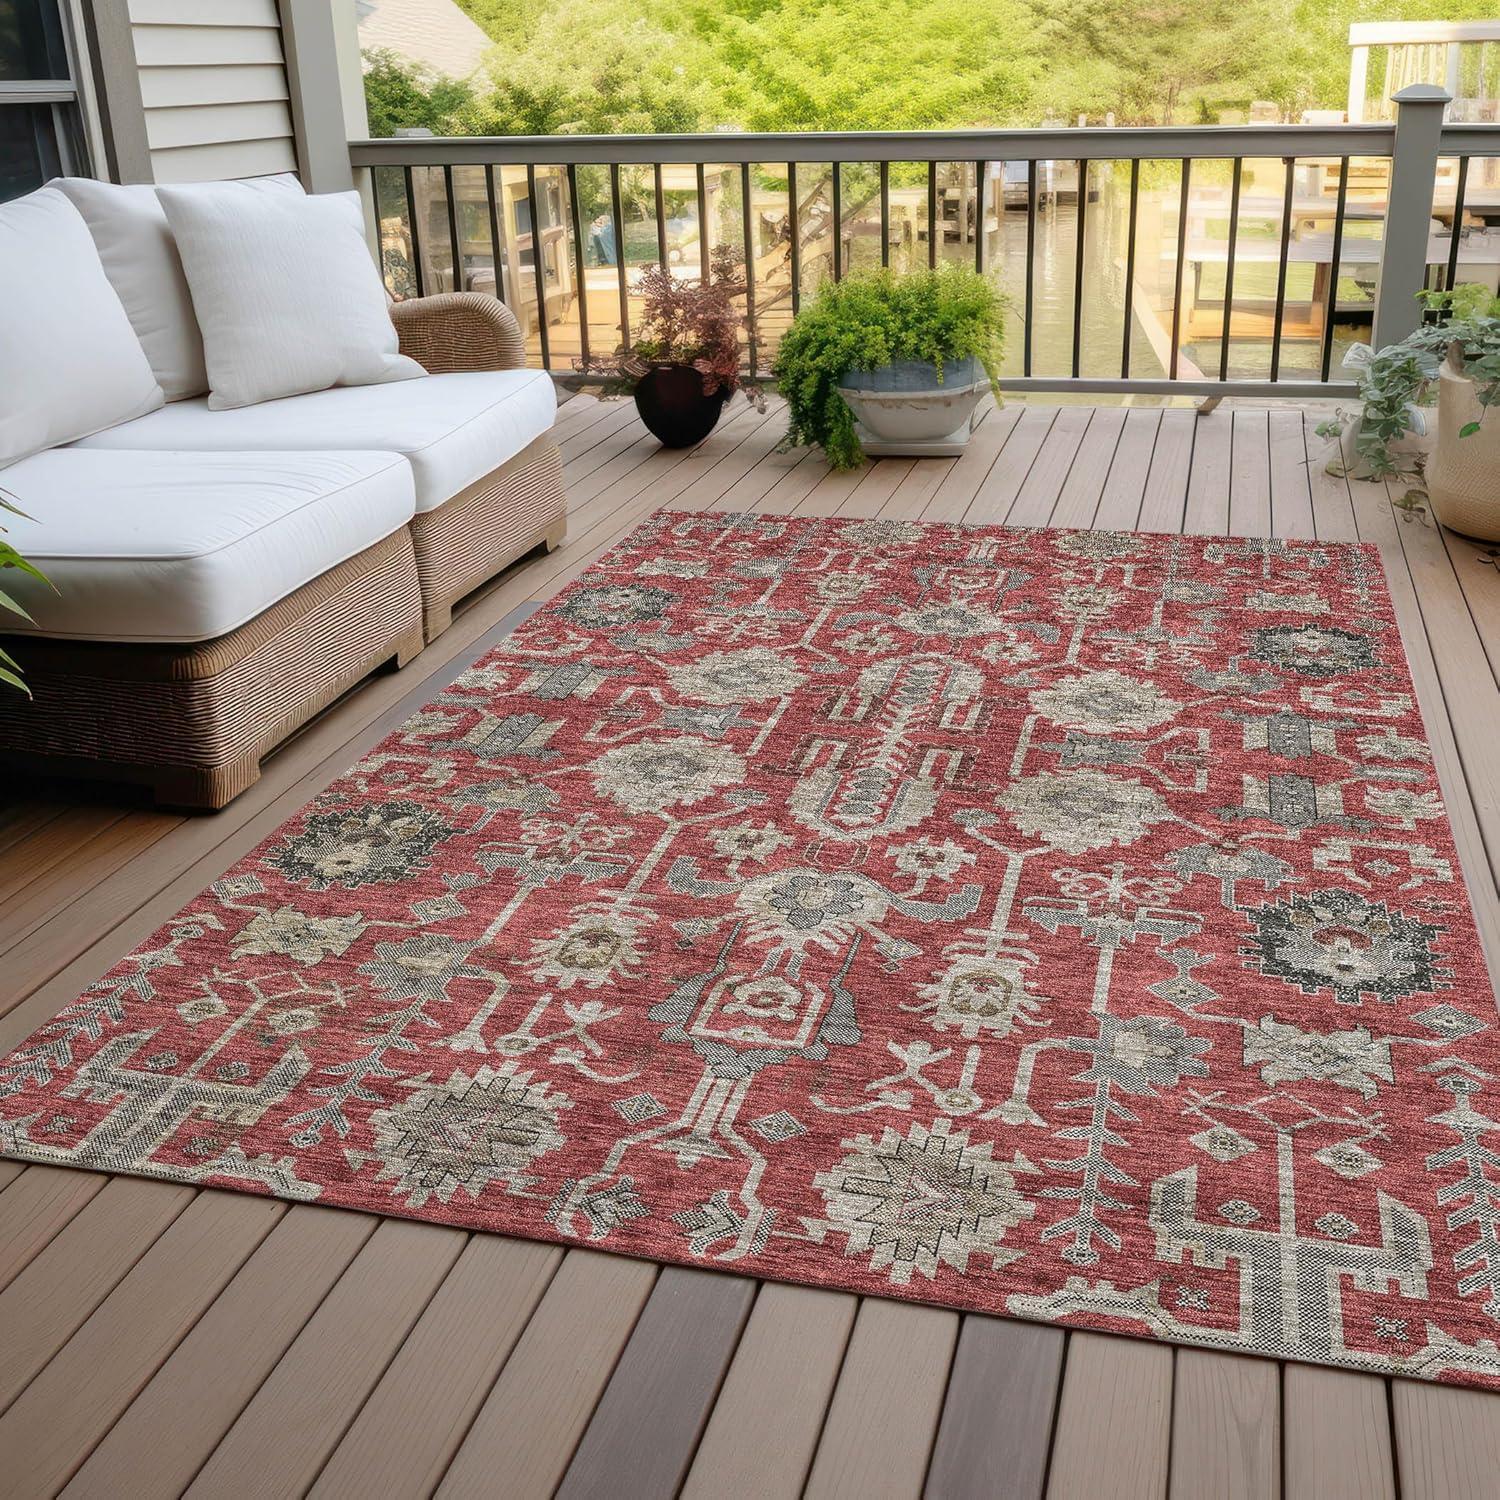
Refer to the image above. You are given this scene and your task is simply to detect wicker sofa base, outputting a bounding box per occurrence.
[410,433,566,640]
[0,528,425,810]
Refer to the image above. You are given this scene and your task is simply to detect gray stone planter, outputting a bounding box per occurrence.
[837,356,986,457]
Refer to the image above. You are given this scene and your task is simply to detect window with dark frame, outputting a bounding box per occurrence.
[0,0,89,204]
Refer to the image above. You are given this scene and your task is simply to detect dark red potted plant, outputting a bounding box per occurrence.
[581,245,760,448]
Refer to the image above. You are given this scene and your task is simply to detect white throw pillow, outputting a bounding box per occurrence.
[157,180,423,410]
[0,187,164,469]
[54,173,304,401]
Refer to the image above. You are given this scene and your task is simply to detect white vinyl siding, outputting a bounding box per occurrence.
[129,0,296,183]
[137,64,289,111]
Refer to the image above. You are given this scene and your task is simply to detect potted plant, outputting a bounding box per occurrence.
[1319,285,1500,538]
[772,266,1005,469]
[581,244,760,449]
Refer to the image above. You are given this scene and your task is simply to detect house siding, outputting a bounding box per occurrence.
[129,0,298,183]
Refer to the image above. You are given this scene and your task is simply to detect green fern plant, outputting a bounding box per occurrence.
[0,490,53,696]
[772,266,1005,470]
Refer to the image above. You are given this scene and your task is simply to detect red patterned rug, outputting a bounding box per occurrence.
[3,513,1498,1386]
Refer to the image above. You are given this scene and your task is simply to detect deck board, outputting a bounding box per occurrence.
[311,1235,562,1498]
[802,1298,959,1500]
[556,1267,756,1498]
[925,1315,1064,1500]
[1283,1366,1394,1500]
[0,1166,107,1293]
[0,1191,284,1496]
[185,1218,467,1498]
[1168,1351,1279,1500]
[1,399,1496,1497]
[66,1205,377,1499]
[437,1249,657,1498]
[1046,1333,1173,1500]
[682,1283,857,1499]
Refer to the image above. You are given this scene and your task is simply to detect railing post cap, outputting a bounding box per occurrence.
[1391,83,1453,105]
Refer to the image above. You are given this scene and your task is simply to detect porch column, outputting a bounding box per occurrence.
[278,0,356,193]
[1372,83,1450,349]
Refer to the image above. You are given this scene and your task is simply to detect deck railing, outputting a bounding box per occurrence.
[349,87,1500,400]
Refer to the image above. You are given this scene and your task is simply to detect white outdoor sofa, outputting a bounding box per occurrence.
[0,186,564,811]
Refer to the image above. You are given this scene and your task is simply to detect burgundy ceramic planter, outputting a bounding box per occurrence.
[633,365,729,448]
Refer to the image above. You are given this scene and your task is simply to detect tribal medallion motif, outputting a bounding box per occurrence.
[3,513,1499,1387]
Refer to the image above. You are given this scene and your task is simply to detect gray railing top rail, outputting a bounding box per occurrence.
[350,122,1413,167]
[1440,122,1500,151]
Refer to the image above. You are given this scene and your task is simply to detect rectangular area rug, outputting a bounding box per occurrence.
[4,511,1499,1387]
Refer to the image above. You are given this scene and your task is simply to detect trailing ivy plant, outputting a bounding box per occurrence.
[772,266,1005,470]
[1317,284,1500,480]
[0,490,53,696]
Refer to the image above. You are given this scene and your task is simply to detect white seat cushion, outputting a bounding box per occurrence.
[1,449,414,643]
[73,369,557,513]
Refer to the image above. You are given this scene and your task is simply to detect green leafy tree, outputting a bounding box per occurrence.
[360,0,1500,139]
[362,48,476,136]
[677,0,1039,130]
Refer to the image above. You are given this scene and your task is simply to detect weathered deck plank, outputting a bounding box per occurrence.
[66,1205,377,1499]
[1168,1350,1279,1500]
[556,1267,756,1498]
[682,1283,857,1499]
[803,1298,959,1499]
[925,1315,1064,1500]
[1046,1333,1173,1500]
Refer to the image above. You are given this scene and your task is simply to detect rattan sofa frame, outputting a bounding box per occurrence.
[0,294,565,810]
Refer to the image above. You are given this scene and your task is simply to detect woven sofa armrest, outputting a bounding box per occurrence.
[391,293,528,373]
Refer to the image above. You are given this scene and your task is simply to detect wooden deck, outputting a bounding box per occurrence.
[2,394,1500,1499]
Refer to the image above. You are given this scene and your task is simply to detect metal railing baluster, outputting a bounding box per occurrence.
[1169,158,1190,381]
[1320,156,1348,381]
[1120,158,1139,379]
[927,160,937,269]
[653,162,667,267]
[525,162,550,369]
[566,162,589,366]
[483,164,505,305]
[696,161,710,281]
[1445,154,1470,295]
[610,164,628,348]
[1072,158,1088,379]
[974,160,986,274]
[831,161,842,280]
[1219,157,1243,382]
[1024,159,1036,377]
[1269,157,1293,382]
[879,160,890,269]
[788,162,801,313]
[741,161,757,371]
[442,163,460,291]
[403,164,425,298]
